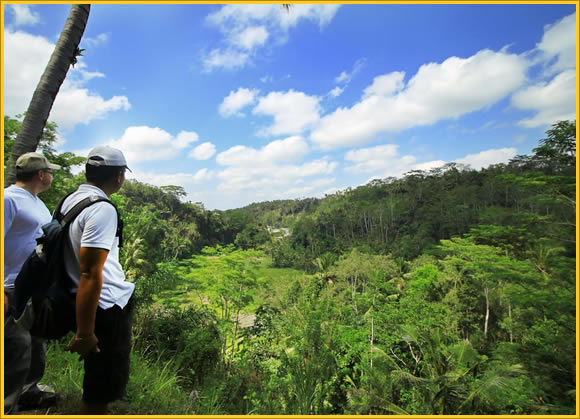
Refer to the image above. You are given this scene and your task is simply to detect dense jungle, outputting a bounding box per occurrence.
[4,116,577,415]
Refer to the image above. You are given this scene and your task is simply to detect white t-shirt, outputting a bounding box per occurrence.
[4,185,52,288]
[61,184,134,310]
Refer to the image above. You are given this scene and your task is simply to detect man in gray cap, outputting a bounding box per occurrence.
[4,152,61,413]
[60,146,134,414]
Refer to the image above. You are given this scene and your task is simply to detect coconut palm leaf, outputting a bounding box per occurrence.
[391,369,429,385]
[449,339,480,367]
[459,363,525,413]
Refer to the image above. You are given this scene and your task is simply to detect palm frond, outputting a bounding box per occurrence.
[370,346,402,370]
[459,363,525,413]
[391,369,428,385]
[449,339,480,367]
[381,401,411,415]
[400,325,420,343]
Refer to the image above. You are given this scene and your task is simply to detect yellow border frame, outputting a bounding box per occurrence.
[0,1,578,418]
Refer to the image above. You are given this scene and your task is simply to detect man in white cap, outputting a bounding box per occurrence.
[60,146,135,414]
[4,152,61,413]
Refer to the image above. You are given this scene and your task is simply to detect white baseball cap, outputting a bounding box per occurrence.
[87,146,132,172]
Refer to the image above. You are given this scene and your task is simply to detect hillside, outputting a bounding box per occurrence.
[13,120,578,415]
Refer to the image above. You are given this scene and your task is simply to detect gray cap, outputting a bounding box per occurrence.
[87,146,131,172]
[16,152,61,172]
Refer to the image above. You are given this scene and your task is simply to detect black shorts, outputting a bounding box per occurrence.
[82,296,134,404]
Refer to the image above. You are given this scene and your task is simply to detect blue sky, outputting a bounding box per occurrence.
[3,3,577,210]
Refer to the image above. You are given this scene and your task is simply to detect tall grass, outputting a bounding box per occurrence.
[42,339,196,415]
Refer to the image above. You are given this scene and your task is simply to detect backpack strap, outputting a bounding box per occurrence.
[53,191,75,220]
[56,195,124,248]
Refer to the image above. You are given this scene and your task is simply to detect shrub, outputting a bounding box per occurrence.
[133,305,221,387]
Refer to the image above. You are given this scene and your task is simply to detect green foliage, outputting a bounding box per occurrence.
[234,223,269,250]
[408,264,439,299]
[133,305,221,387]
[130,263,182,308]
[313,251,337,273]
[223,197,321,230]
[118,179,229,263]
[270,237,298,268]
[532,120,576,172]
[35,121,577,415]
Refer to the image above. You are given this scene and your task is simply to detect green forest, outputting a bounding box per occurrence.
[4,116,577,415]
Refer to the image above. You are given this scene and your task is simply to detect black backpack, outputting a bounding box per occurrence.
[12,192,122,339]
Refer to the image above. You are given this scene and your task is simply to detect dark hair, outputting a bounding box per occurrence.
[16,170,40,182]
[85,164,125,185]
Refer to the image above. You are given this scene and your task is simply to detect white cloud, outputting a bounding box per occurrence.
[329,86,344,98]
[216,159,337,194]
[204,4,341,71]
[277,4,341,29]
[132,169,215,188]
[133,166,335,210]
[231,26,269,50]
[212,135,334,204]
[202,48,250,72]
[456,148,517,170]
[50,90,130,130]
[335,71,350,84]
[4,29,130,130]
[190,142,217,160]
[311,49,528,150]
[4,29,53,115]
[219,87,259,117]
[217,135,309,166]
[414,160,447,171]
[63,69,106,89]
[208,4,340,31]
[346,144,517,179]
[334,57,366,84]
[83,32,110,48]
[330,58,366,98]
[253,90,321,136]
[128,166,334,210]
[176,131,200,147]
[284,177,336,197]
[191,168,215,182]
[8,5,40,26]
[207,4,276,27]
[509,12,576,129]
[536,12,576,74]
[261,136,309,162]
[512,69,576,128]
[362,72,405,98]
[107,126,199,163]
[345,144,417,175]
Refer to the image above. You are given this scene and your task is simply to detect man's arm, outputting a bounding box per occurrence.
[65,247,109,357]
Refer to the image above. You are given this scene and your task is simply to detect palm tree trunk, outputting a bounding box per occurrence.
[5,5,90,186]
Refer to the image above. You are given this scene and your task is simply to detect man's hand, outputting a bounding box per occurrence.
[70,247,108,359]
[65,333,100,358]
